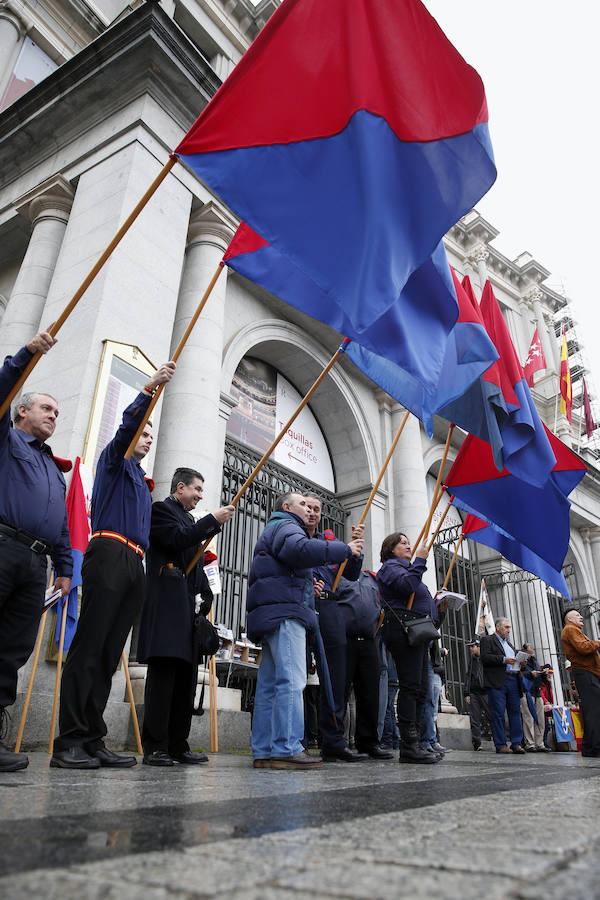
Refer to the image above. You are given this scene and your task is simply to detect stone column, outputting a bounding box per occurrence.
[467,242,489,291]
[587,527,600,600]
[0,7,25,98]
[0,176,74,360]
[528,287,557,375]
[152,202,235,506]
[390,404,429,543]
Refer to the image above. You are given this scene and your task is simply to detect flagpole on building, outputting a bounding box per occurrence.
[0,156,179,421]
[330,410,411,594]
[121,652,143,756]
[14,611,48,753]
[185,341,349,575]
[48,600,69,753]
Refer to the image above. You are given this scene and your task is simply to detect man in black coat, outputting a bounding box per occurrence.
[464,637,489,750]
[137,467,234,766]
[480,617,525,754]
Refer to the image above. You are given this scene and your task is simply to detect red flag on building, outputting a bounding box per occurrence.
[523,327,546,387]
[583,377,596,439]
[560,327,572,424]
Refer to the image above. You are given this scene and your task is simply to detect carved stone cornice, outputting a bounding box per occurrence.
[466,241,489,266]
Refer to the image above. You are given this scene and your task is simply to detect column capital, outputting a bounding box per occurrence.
[187,201,237,251]
[587,526,600,545]
[580,527,591,544]
[466,241,489,266]
[525,285,544,307]
[0,4,27,37]
[13,175,74,226]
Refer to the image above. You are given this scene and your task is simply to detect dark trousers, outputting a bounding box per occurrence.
[143,657,197,755]
[572,668,600,754]
[0,537,47,709]
[55,538,145,752]
[345,637,381,751]
[317,595,347,751]
[303,684,320,746]
[467,691,489,746]
[487,674,523,749]
[381,618,428,730]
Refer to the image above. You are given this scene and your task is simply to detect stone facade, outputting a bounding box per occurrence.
[1,0,599,745]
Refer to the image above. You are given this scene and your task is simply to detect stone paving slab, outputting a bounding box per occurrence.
[0,751,599,899]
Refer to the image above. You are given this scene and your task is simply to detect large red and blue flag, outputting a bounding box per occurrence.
[177,0,496,395]
[462,513,570,598]
[223,229,498,433]
[479,281,556,487]
[56,457,91,651]
[446,425,586,575]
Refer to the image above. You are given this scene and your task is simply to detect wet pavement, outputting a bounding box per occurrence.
[1,749,599,898]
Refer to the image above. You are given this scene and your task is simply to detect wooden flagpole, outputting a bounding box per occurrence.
[185,342,348,575]
[207,606,218,753]
[48,600,69,753]
[121,652,143,755]
[411,424,454,559]
[14,611,48,753]
[124,261,225,459]
[439,533,465,591]
[0,156,179,421]
[330,410,411,594]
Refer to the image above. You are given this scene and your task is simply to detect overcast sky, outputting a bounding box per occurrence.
[423,1,600,412]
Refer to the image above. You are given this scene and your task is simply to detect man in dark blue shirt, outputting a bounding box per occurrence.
[51,360,175,769]
[0,331,72,772]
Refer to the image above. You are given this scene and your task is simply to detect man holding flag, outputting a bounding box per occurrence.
[0,331,72,773]
[51,360,175,770]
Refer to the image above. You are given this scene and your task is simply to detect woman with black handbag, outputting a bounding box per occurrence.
[377,532,442,764]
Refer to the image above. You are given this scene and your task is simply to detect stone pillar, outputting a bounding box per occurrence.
[529,287,557,376]
[376,390,395,533]
[0,176,74,361]
[152,202,235,506]
[467,242,489,291]
[0,7,24,98]
[390,404,428,543]
[587,527,600,600]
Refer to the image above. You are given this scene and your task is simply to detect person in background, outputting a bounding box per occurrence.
[464,637,489,751]
[561,609,600,758]
[480,618,525,755]
[520,642,550,753]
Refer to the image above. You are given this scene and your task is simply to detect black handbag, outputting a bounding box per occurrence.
[401,615,440,647]
[193,614,220,657]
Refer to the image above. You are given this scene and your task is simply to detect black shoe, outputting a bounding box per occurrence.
[359,745,394,760]
[431,742,449,754]
[50,747,100,769]
[581,750,600,758]
[511,745,526,755]
[0,740,29,772]
[399,742,439,764]
[321,747,369,762]
[92,747,137,768]
[142,751,174,767]
[172,751,208,764]
[473,742,481,751]
[536,746,551,753]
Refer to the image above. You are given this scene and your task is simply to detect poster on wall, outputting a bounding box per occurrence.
[82,341,157,473]
[228,357,335,491]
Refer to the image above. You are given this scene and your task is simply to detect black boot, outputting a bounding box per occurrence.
[399,724,439,764]
[0,709,28,772]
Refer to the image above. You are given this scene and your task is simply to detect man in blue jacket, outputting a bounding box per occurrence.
[246,492,363,770]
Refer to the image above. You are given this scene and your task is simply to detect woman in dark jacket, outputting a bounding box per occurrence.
[377,532,441,764]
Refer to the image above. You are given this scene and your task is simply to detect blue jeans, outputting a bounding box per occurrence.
[419,654,442,746]
[487,675,524,749]
[251,618,307,760]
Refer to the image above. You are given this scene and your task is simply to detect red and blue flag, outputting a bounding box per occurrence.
[177,0,496,395]
[223,229,498,433]
[479,281,556,486]
[446,426,586,575]
[56,457,91,651]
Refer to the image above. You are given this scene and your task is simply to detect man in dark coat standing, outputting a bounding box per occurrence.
[480,617,525,754]
[137,467,234,766]
[464,636,489,750]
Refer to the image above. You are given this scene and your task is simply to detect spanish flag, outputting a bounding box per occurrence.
[560,327,572,423]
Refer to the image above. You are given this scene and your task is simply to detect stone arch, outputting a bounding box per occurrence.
[221,319,378,495]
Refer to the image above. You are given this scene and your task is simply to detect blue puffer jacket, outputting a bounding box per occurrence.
[246,511,353,641]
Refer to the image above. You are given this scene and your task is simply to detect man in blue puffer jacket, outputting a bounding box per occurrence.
[246,492,363,770]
